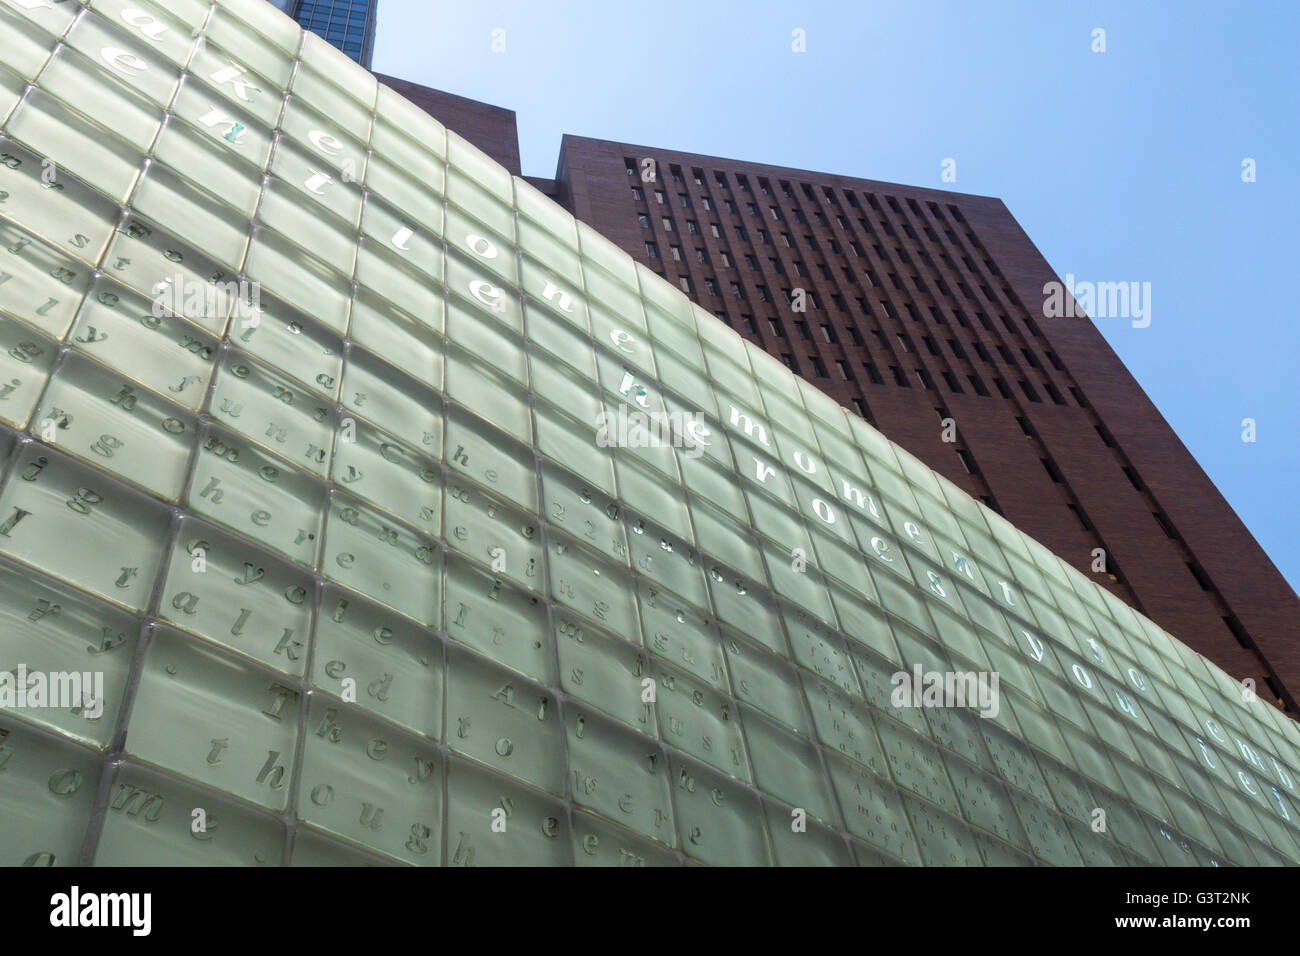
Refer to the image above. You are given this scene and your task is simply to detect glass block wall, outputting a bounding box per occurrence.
[0,0,1297,867]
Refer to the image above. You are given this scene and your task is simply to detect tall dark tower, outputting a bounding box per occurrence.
[552,136,1300,714]
[283,0,378,68]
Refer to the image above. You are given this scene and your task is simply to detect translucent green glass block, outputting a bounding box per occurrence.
[125,625,301,811]
[0,441,169,611]
[156,517,314,676]
[0,558,139,747]
[312,584,443,741]
[0,718,100,866]
[564,706,675,846]
[0,0,1294,868]
[94,760,285,865]
[296,695,442,866]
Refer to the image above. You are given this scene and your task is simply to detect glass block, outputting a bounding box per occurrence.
[445,343,531,444]
[445,645,563,795]
[554,614,655,734]
[374,86,446,159]
[187,421,327,568]
[5,89,142,202]
[546,528,639,645]
[444,406,536,512]
[628,520,707,609]
[445,756,570,867]
[34,349,196,500]
[707,568,788,658]
[245,227,352,334]
[946,755,1033,852]
[823,751,920,865]
[100,218,238,338]
[722,628,808,735]
[446,170,514,241]
[63,9,180,106]
[156,517,314,676]
[125,626,300,811]
[571,810,679,867]
[443,477,541,593]
[639,579,725,690]
[347,287,444,388]
[131,163,250,270]
[0,718,99,866]
[208,349,336,478]
[330,420,440,542]
[296,696,442,866]
[765,803,854,866]
[0,64,22,127]
[356,237,443,320]
[743,707,837,826]
[363,154,445,233]
[171,73,274,171]
[520,252,585,326]
[979,722,1054,806]
[874,712,961,815]
[278,96,368,182]
[218,0,300,53]
[534,399,616,498]
[289,827,400,867]
[67,277,217,412]
[447,132,512,204]
[101,0,204,66]
[847,644,929,737]
[322,491,440,627]
[564,705,676,845]
[688,496,764,583]
[93,760,284,865]
[292,56,373,131]
[591,307,656,380]
[0,6,59,81]
[257,176,359,269]
[37,47,164,152]
[443,551,553,685]
[311,584,444,742]
[667,750,769,866]
[0,558,139,747]
[651,658,749,782]
[540,459,627,565]
[0,441,169,611]
[360,192,444,277]
[189,41,284,127]
[904,793,983,866]
[0,315,56,428]
[783,602,859,697]
[1006,787,1084,866]
[0,136,118,265]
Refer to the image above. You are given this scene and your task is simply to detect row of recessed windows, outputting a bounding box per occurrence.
[629,158,1084,407]
[631,162,1281,696]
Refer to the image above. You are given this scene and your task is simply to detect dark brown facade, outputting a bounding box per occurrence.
[385,82,1300,715]
[553,135,1300,714]
[374,73,523,175]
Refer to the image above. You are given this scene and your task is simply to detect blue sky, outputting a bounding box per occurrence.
[373,0,1300,593]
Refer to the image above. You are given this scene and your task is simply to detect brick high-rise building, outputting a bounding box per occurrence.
[547,136,1300,714]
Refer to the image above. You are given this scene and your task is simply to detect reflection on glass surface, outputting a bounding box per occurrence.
[0,0,1296,868]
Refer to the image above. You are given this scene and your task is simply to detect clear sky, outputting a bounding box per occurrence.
[373,0,1300,593]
